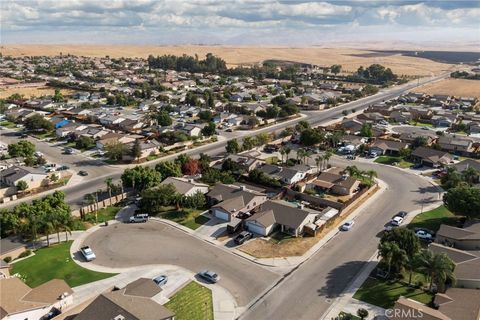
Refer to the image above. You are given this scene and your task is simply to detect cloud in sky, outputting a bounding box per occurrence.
[1,0,479,44]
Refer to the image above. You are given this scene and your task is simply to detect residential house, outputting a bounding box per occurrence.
[207,184,267,221]
[122,140,162,161]
[0,260,10,278]
[410,147,453,167]
[409,107,433,121]
[0,236,27,261]
[96,133,136,150]
[0,166,48,190]
[257,164,307,185]
[369,139,408,156]
[435,221,480,250]
[119,118,145,133]
[55,122,80,138]
[0,278,73,320]
[437,135,475,156]
[179,124,202,137]
[431,115,454,128]
[309,171,360,196]
[451,159,480,176]
[390,289,480,320]
[339,118,363,134]
[73,278,175,320]
[398,131,437,146]
[214,154,263,172]
[99,114,125,126]
[161,177,209,196]
[49,116,70,129]
[429,243,480,289]
[245,200,319,237]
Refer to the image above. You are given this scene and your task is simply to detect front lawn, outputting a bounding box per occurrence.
[160,208,209,230]
[240,233,319,258]
[408,205,462,232]
[353,277,434,309]
[11,241,116,288]
[374,156,413,169]
[0,120,17,128]
[165,281,213,320]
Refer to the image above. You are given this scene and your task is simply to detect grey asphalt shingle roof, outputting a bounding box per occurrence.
[247,200,314,229]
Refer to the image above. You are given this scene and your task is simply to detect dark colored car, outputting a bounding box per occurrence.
[395,211,408,219]
[78,170,88,176]
[234,231,253,245]
[40,308,61,320]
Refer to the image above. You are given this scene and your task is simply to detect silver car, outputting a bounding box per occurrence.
[199,270,220,283]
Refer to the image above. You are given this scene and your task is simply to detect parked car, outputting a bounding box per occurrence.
[346,155,356,160]
[395,211,408,219]
[80,246,96,261]
[34,151,44,158]
[384,224,397,232]
[64,147,75,155]
[341,220,355,231]
[415,230,433,241]
[57,165,70,171]
[129,213,148,223]
[40,308,61,320]
[153,275,168,287]
[234,231,253,245]
[390,216,404,226]
[78,170,89,176]
[199,270,220,283]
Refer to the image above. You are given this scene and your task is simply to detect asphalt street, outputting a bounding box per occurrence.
[82,220,280,307]
[241,157,442,320]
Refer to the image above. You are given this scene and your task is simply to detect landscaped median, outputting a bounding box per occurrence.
[165,281,214,320]
[11,241,116,288]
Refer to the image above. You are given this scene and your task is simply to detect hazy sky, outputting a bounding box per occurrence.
[1,0,479,45]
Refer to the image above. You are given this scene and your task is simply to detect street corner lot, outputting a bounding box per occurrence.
[80,220,280,307]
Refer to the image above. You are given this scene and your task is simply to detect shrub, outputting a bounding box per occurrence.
[18,250,31,259]
[357,308,369,319]
[3,256,12,263]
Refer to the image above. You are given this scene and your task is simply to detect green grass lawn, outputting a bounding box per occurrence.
[409,121,433,128]
[0,120,17,128]
[338,312,361,320]
[32,131,56,139]
[374,156,413,169]
[353,277,434,309]
[165,281,213,320]
[160,208,208,230]
[408,205,462,232]
[11,241,116,288]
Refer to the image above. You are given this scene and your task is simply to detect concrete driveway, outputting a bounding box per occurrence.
[81,220,280,307]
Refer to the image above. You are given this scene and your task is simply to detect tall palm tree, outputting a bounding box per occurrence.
[414,250,456,292]
[285,146,291,162]
[297,148,306,163]
[304,150,313,165]
[279,148,286,164]
[41,213,55,247]
[462,167,479,185]
[378,241,407,276]
[323,150,333,169]
[315,156,322,173]
[105,178,114,205]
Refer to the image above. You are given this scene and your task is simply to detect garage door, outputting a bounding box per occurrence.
[214,209,230,221]
[247,222,266,236]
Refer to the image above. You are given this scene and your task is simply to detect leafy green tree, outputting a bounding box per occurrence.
[462,166,479,185]
[76,136,95,150]
[412,136,427,148]
[201,122,216,137]
[330,64,342,75]
[414,249,455,292]
[24,114,54,131]
[198,153,211,171]
[0,209,19,237]
[357,308,369,320]
[155,161,182,178]
[198,110,213,122]
[359,123,373,137]
[182,191,206,209]
[138,183,179,214]
[52,89,64,102]
[156,111,173,126]
[242,136,257,151]
[226,139,241,154]
[105,141,126,161]
[131,140,142,161]
[300,128,324,146]
[8,140,35,158]
[443,185,480,219]
[440,167,463,189]
[362,84,379,95]
[16,180,28,191]
[255,133,271,146]
[175,154,191,166]
[121,166,161,191]
[182,159,200,175]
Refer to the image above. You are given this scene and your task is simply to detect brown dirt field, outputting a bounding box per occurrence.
[0,86,72,99]
[412,78,480,98]
[0,45,456,77]
[240,235,319,258]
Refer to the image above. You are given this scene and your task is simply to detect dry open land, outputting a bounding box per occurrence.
[0,85,72,99]
[1,45,457,77]
[412,78,480,98]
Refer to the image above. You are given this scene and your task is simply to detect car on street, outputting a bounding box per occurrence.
[57,165,70,171]
[198,270,220,283]
[129,213,148,223]
[80,246,96,261]
[234,231,253,245]
[415,230,433,241]
[78,170,89,176]
[390,216,404,226]
[153,275,168,286]
[394,211,408,219]
[341,220,355,231]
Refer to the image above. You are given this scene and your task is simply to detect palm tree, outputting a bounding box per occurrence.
[315,156,322,173]
[41,213,55,247]
[279,148,286,164]
[323,151,333,169]
[462,166,479,185]
[297,148,306,163]
[378,241,407,276]
[304,150,313,165]
[105,178,114,205]
[285,146,291,162]
[414,250,456,292]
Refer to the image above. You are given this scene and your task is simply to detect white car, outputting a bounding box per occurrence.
[416,230,433,241]
[390,216,404,226]
[80,246,96,261]
[341,220,355,231]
